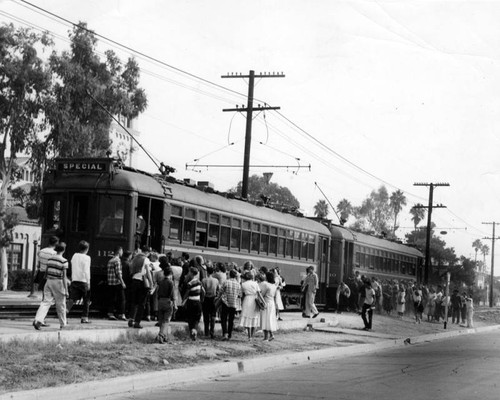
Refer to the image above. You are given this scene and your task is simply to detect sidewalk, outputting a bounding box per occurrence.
[1,290,500,400]
[0,290,335,343]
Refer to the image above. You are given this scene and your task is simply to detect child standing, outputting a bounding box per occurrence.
[465,294,474,328]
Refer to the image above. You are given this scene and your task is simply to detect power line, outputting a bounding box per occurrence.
[3,1,489,243]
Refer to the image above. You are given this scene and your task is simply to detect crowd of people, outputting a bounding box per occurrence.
[337,271,475,331]
[32,236,296,343]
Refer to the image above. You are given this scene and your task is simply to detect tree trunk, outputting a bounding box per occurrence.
[0,246,7,291]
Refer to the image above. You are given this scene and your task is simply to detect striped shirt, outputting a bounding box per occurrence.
[186,278,202,301]
[38,247,56,272]
[107,256,123,286]
[221,279,241,308]
[46,254,68,280]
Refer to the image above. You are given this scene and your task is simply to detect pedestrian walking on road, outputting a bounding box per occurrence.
[66,240,92,323]
[183,267,204,340]
[361,280,375,331]
[219,269,241,340]
[156,263,175,344]
[396,286,406,319]
[106,246,127,321]
[302,266,319,319]
[33,242,69,330]
[35,236,59,323]
[465,293,474,328]
[128,253,153,329]
[240,271,261,340]
[259,271,278,341]
[201,265,219,338]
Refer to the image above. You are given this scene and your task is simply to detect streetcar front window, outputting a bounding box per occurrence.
[71,194,89,232]
[98,195,125,236]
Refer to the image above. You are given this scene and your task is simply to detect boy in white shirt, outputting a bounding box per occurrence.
[66,241,92,323]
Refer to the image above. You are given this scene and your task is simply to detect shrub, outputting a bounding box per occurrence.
[8,269,33,291]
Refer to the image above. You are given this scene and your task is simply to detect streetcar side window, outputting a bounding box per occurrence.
[220,216,231,250]
[98,195,125,236]
[251,222,260,252]
[278,228,286,257]
[71,194,89,232]
[208,213,219,249]
[269,226,277,256]
[307,235,315,260]
[285,230,293,258]
[301,235,308,260]
[231,218,241,250]
[241,220,251,252]
[293,231,301,259]
[183,208,195,244]
[196,210,208,247]
[260,225,269,254]
[169,205,183,241]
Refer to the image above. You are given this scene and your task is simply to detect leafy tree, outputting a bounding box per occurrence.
[229,174,300,209]
[449,256,476,288]
[352,186,392,236]
[409,205,426,231]
[313,199,329,219]
[0,24,53,290]
[405,226,458,283]
[336,198,352,226]
[389,189,407,236]
[42,23,147,158]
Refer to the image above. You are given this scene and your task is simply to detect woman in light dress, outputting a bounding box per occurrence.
[239,271,261,340]
[259,271,278,341]
[396,286,406,319]
[274,268,285,321]
[169,259,183,320]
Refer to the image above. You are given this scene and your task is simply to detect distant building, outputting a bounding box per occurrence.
[108,116,140,168]
[6,206,40,272]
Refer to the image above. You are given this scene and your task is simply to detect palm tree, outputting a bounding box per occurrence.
[472,239,483,270]
[390,190,407,235]
[314,199,329,219]
[409,205,426,231]
[481,243,490,272]
[336,198,352,226]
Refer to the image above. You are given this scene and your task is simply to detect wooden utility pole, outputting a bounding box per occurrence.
[222,70,284,199]
[482,221,500,307]
[413,182,450,284]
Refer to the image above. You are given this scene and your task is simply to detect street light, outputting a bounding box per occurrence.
[28,236,39,298]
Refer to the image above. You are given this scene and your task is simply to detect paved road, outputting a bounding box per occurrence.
[107,329,500,400]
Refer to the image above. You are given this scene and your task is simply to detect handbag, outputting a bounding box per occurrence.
[214,294,223,310]
[255,291,267,311]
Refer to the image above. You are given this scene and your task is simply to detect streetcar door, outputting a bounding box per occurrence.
[136,196,164,251]
[66,192,93,257]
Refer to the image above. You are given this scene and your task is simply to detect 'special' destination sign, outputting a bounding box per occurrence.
[56,159,111,173]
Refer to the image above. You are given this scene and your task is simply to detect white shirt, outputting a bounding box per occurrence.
[71,253,91,284]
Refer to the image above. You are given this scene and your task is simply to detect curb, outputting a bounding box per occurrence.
[0,318,333,344]
[2,323,499,400]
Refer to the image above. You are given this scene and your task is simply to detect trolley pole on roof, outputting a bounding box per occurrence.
[222,70,284,199]
[413,182,450,284]
[482,221,500,307]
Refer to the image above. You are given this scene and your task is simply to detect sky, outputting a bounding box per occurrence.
[2,0,500,272]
